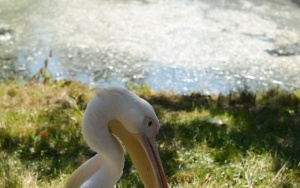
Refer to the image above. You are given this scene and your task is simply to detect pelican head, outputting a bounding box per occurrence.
[65,86,167,188]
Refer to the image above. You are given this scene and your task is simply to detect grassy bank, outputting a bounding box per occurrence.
[0,80,299,188]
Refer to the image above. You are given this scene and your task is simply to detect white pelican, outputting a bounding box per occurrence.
[65,86,168,188]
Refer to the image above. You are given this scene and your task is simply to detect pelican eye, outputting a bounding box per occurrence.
[148,121,153,127]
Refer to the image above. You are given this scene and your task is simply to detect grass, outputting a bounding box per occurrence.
[0,80,300,188]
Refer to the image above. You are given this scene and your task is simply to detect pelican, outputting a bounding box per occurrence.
[65,86,168,188]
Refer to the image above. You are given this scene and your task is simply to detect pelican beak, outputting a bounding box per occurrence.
[109,120,168,188]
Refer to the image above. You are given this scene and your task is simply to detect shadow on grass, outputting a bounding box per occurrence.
[144,87,300,180]
[144,92,211,111]
[212,88,300,169]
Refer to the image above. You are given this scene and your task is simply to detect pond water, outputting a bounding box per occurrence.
[0,0,300,94]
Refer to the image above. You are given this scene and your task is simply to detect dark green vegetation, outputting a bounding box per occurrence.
[0,80,299,187]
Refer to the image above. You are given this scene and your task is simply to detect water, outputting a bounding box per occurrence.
[0,0,300,94]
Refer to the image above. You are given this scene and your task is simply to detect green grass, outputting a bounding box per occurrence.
[0,80,300,187]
